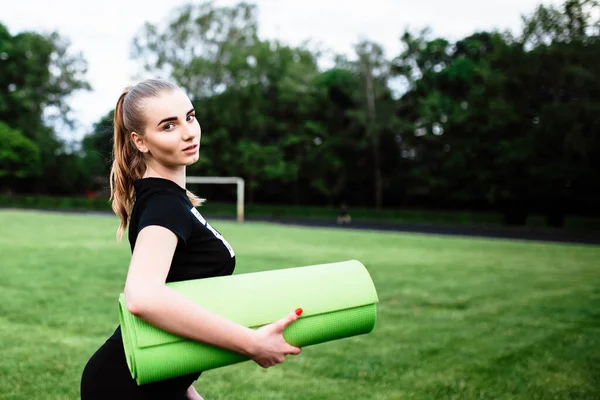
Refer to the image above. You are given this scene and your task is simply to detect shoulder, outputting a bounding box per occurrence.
[132,189,195,245]
[133,178,192,215]
[135,188,194,223]
[138,188,189,209]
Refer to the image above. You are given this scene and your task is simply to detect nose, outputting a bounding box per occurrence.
[182,122,196,140]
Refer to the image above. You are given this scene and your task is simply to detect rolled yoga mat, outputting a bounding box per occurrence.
[118,259,379,385]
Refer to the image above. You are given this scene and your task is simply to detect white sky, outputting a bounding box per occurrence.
[1,0,561,141]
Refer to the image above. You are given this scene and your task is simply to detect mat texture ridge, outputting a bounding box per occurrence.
[118,259,379,385]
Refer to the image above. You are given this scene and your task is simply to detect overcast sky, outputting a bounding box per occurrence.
[2,0,561,141]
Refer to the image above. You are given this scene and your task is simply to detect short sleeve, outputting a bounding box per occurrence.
[137,193,194,245]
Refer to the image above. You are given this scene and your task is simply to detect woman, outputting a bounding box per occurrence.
[80,79,302,399]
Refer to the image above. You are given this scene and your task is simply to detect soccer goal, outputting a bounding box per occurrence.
[186,176,245,223]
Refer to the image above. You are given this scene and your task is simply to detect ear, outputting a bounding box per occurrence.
[131,131,148,153]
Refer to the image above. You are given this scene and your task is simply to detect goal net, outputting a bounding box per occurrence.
[186,176,245,223]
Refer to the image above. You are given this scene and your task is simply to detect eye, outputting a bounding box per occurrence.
[163,123,174,131]
[187,114,196,122]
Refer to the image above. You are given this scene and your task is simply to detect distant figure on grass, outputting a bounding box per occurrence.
[337,202,352,225]
[80,79,302,400]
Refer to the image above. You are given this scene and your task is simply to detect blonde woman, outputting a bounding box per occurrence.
[80,79,302,399]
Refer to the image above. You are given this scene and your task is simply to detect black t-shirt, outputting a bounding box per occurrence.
[109,177,236,340]
[128,177,236,281]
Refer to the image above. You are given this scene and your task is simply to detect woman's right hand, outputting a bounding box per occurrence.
[250,309,303,368]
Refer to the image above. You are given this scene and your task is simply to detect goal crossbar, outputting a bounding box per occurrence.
[186,176,245,223]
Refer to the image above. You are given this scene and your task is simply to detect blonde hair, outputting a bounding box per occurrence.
[109,79,203,241]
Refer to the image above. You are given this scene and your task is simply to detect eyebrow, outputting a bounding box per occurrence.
[157,108,195,127]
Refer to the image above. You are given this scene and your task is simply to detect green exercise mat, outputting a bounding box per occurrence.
[118,259,379,385]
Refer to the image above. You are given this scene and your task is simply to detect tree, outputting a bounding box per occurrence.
[390,1,600,226]
[132,1,260,97]
[331,40,400,209]
[518,0,600,225]
[132,2,329,204]
[521,0,599,47]
[81,110,114,186]
[355,40,385,209]
[116,0,600,223]
[0,122,40,192]
[0,22,90,194]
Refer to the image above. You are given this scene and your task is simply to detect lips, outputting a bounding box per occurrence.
[183,144,198,151]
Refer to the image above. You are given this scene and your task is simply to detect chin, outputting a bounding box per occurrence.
[184,154,200,165]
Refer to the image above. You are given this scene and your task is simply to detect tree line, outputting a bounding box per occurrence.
[1,0,599,227]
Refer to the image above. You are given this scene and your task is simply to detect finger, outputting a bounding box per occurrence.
[275,309,302,332]
[285,345,302,356]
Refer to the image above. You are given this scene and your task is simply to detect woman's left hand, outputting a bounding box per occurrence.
[186,384,204,400]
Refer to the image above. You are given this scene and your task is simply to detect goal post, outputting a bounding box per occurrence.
[186,176,245,223]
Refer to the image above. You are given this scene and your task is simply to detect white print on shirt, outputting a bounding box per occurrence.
[191,207,206,225]
[190,207,235,258]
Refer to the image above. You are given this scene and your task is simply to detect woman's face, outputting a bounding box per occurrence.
[133,89,201,168]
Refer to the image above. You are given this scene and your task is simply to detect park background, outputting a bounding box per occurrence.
[1,0,600,232]
[0,1,599,399]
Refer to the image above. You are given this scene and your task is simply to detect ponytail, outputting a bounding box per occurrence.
[186,190,204,207]
[109,89,146,241]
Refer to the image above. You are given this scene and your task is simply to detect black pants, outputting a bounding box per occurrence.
[80,337,201,399]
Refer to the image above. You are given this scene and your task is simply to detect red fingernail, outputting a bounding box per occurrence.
[295,308,303,316]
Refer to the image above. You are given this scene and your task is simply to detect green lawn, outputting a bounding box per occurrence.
[0,210,598,400]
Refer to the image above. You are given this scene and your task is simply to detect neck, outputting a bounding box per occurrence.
[143,162,186,189]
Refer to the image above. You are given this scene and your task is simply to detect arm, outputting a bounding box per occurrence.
[124,226,301,365]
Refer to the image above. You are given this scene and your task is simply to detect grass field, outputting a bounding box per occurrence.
[0,210,599,400]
